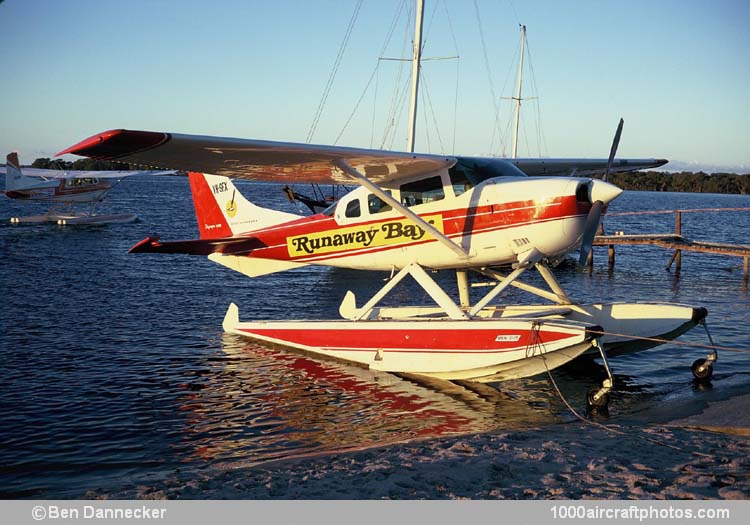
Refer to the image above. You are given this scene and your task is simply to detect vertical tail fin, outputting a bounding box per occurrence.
[5,152,34,191]
[188,172,301,239]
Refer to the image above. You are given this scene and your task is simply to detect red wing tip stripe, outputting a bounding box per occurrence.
[128,236,160,253]
[56,129,171,160]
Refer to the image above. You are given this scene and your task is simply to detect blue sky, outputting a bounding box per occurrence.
[1,0,748,171]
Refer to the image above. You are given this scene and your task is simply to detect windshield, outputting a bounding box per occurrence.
[450,157,528,189]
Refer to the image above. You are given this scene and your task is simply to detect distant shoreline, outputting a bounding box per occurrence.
[608,170,749,195]
[10,159,750,195]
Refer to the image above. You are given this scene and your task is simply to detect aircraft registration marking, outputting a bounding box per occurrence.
[287,215,444,257]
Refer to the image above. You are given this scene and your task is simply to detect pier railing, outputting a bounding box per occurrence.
[593,207,750,287]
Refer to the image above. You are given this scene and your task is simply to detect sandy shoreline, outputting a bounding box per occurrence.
[93,382,746,500]
[97,417,746,500]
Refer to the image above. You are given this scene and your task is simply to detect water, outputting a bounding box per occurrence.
[1,178,748,498]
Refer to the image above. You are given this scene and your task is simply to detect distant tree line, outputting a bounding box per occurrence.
[607,171,750,195]
[31,157,133,171]
[26,158,750,194]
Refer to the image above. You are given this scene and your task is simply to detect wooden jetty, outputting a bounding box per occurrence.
[592,207,750,287]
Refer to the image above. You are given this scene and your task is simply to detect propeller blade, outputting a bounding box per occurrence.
[604,118,624,182]
[577,200,603,271]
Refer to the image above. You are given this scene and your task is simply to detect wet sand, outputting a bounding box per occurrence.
[104,394,749,500]
[668,393,750,437]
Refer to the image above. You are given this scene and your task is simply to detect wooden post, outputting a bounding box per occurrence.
[588,221,604,271]
[674,210,682,273]
[744,256,749,289]
[608,244,615,269]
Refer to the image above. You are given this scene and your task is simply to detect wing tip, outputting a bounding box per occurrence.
[56,129,170,160]
[129,235,161,253]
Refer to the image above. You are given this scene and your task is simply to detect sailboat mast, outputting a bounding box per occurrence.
[511,24,526,159]
[406,0,425,153]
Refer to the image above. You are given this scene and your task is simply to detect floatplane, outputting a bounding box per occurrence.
[2,152,171,225]
[54,2,712,409]
[55,124,712,408]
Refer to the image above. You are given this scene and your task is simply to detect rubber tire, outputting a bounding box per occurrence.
[691,359,713,382]
[587,387,610,408]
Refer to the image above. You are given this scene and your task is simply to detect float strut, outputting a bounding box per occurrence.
[587,339,613,409]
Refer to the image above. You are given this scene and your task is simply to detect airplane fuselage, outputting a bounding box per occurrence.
[4,177,114,202]
[206,174,601,272]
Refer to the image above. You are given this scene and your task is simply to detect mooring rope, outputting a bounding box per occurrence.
[585,327,747,353]
[532,327,713,458]
[530,324,624,434]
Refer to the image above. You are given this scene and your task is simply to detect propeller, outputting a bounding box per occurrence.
[577,118,624,271]
[604,118,624,183]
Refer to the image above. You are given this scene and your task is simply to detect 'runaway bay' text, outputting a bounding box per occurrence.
[287,215,444,257]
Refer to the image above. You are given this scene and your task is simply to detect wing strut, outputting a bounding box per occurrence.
[333,159,469,260]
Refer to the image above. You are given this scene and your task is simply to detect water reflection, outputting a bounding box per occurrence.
[170,334,570,468]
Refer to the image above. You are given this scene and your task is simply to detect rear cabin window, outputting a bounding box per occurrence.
[345,199,361,218]
[400,176,445,207]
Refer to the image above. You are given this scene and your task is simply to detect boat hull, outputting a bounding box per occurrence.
[222,303,599,382]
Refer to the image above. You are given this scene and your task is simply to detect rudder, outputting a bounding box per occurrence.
[188,172,301,239]
[5,152,33,192]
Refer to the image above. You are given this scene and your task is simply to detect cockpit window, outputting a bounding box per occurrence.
[368,192,392,214]
[449,168,472,196]
[67,178,98,187]
[400,176,444,207]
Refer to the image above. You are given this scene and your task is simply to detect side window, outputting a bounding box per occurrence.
[345,199,361,218]
[368,192,392,214]
[400,176,445,207]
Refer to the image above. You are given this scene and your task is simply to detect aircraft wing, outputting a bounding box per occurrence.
[510,158,667,177]
[57,129,457,184]
[0,166,174,179]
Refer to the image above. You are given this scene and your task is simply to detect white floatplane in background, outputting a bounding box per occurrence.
[1,152,172,225]
[55,125,711,408]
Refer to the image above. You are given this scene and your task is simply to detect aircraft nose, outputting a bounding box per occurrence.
[589,179,623,205]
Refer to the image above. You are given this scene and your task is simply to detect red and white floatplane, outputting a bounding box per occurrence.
[56,123,713,408]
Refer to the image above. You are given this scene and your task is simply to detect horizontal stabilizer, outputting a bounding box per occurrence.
[128,235,263,255]
[207,253,308,277]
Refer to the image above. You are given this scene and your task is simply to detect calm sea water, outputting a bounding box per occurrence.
[1,177,748,498]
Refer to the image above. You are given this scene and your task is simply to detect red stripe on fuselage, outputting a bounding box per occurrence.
[53,180,112,196]
[234,194,587,263]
